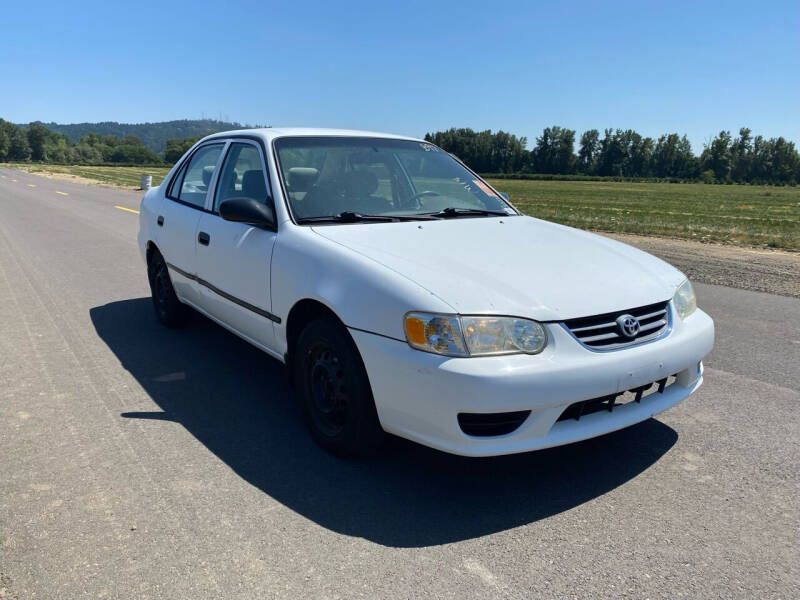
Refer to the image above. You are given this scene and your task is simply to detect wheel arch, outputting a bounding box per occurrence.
[284,298,348,366]
[145,240,160,263]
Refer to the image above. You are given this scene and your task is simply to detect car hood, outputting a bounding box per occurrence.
[311,216,686,321]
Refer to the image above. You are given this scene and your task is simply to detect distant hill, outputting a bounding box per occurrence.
[37,119,258,154]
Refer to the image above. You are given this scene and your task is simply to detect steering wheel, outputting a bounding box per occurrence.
[410,191,441,202]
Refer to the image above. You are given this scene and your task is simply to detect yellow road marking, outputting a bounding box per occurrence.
[114,205,140,215]
[11,179,17,182]
[56,191,68,196]
[27,184,36,187]
[1,174,6,178]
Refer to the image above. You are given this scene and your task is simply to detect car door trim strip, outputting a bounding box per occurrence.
[166,262,281,324]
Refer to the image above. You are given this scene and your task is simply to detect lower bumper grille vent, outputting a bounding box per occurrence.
[557,375,677,422]
[458,410,531,437]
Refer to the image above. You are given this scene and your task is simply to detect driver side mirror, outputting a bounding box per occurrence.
[499,192,510,201]
[219,197,276,230]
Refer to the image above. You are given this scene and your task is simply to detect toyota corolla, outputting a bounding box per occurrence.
[137,128,714,456]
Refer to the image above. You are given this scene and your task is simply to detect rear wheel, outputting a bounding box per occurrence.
[294,318,383,456]
[148,250,190,328]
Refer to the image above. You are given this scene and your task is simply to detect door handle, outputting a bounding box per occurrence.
[157,215,164,226]
[198,231,210,246]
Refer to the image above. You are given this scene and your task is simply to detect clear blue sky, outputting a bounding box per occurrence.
[1,0,797,152]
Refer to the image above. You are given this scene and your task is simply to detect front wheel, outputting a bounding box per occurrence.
[293,318,384,456]
[147,251,190,328]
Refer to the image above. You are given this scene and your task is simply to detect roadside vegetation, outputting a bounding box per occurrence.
[428,127,800,185]
[1,117,797,250]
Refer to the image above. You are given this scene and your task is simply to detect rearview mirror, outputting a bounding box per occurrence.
[219,197,275,229]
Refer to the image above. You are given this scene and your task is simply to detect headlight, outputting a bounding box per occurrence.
[673,279,697,320]
[404,312,547,357]
[404,313,467,356]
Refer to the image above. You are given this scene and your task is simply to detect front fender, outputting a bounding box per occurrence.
[270,226,454,355]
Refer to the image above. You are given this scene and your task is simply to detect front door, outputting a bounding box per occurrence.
[194,140,278,352]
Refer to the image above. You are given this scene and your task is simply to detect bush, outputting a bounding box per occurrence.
[699,169,716,184]
[110,144,162,164]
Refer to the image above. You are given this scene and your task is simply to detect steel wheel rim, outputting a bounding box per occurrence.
[306,342,348,437]
[154,262,170,313]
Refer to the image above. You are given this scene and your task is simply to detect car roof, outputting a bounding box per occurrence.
[203,127,425,144]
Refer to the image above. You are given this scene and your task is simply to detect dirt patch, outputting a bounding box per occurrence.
[0,572,19,599]
[608,233,800,298]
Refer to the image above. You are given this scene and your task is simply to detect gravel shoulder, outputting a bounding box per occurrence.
[608,233,800,298]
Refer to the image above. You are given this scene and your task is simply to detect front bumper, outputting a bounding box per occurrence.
[350,306,714,456]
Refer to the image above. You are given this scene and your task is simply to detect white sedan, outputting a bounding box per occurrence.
[137,128,714,457]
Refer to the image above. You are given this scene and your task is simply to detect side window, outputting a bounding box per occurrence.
[173,144,224,208]
[167,161,188,198]
[214,143,268,211]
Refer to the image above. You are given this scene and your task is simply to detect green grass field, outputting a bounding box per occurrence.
[487,178,800,250]
[2,163,797,250]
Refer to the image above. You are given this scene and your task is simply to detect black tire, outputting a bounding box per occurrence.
[147,251,190,328]
[293,318,384,456]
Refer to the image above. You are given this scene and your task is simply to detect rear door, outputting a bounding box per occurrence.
[194,140,279,352]
[157,142,225,304]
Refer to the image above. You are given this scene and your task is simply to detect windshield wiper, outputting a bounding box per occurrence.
[296,211,439,224]
[296,212,395,224]
[422,207,511,219]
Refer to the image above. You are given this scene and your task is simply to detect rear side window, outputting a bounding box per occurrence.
[214,143,268,211]
[167,162,188,198]
[170,144,223,208]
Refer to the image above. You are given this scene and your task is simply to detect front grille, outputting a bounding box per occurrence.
[557,374,677,422]
[563,300,670,350]
[458,410,531,437]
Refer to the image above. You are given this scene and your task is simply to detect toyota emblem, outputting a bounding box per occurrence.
[616,314,640,338]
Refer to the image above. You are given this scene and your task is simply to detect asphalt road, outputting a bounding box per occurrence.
[1,168,798,599]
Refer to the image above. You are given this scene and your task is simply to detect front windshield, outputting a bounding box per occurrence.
[274,137,515,221]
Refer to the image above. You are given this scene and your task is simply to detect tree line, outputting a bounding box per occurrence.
[0,119,164,165]
[425,127,800,185]
[3,116,797,183]
[0,118,215,166]
[42,118,246,153]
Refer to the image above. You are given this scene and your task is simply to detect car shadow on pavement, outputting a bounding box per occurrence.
[91,298,678,548]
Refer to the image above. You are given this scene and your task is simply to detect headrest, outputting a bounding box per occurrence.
[344,170,378,197]
[241,170,267,201]
[288,167,319,192]
[202,165,215,187]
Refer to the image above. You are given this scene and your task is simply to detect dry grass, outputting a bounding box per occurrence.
[4,163,171,189]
